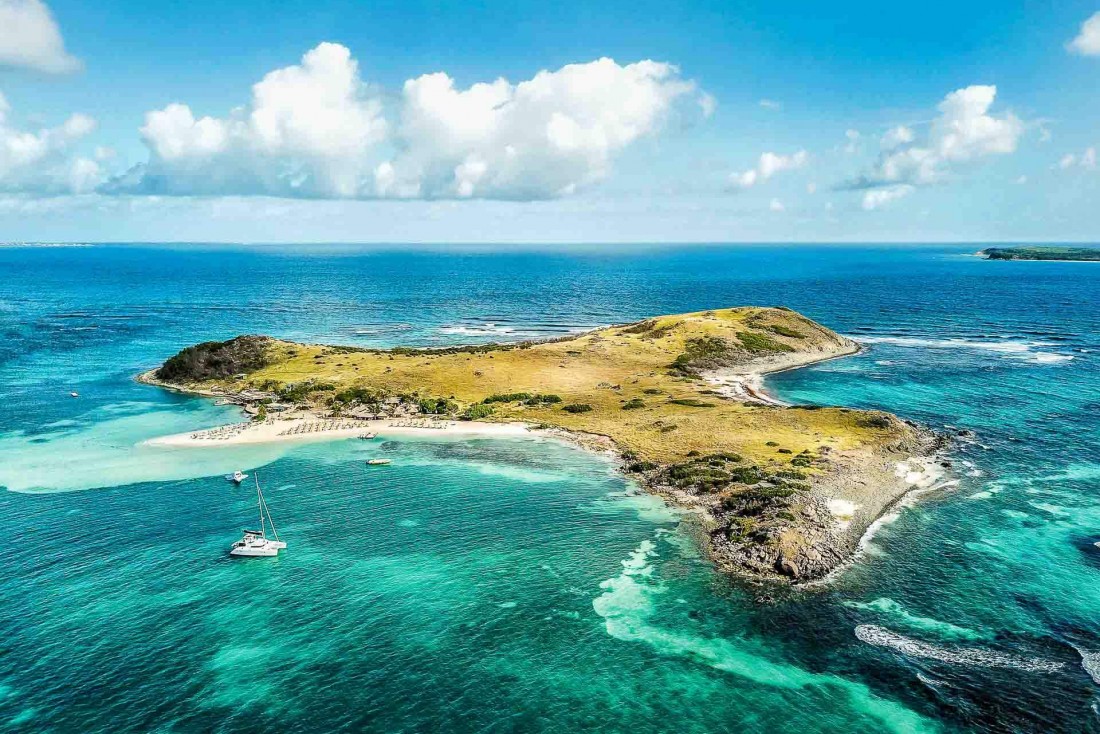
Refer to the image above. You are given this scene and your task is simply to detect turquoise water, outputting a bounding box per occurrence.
[1,244,1098,732]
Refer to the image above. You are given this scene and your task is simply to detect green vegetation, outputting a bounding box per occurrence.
[418,397,458,415]
[764,325,806,339]
[736,331,794,353]
[483,392,562,405]
[483,392,534,404]
[461,403,495,420]
[668,398,715,407]
[155,306,904,469]
[980,246,1100,262]
[156,335,272,382]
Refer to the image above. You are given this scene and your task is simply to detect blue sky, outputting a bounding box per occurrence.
[0,0,1098,243]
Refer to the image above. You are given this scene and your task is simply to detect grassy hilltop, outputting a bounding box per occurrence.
[156,306,909,468]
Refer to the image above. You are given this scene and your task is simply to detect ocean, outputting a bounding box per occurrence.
[1,243,1097,733]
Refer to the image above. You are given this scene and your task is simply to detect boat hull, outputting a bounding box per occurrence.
[229,545,279,557]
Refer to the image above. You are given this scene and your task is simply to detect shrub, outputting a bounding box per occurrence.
[484,392,532,404]
[462,403,495,420]
[419,397,457,415]
[765,325,806,339]
[562,403,593,413]
[524,394,562,405]
[860,414,893,429]
[622,398,646,410]
[736,331,794,353]
[668,398,715,408]
[643,388,663,395]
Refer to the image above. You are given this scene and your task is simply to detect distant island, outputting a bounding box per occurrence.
[141,307,943,583]
[978,246,1100,261]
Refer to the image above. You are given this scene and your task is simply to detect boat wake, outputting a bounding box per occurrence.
[855,625,1065,673]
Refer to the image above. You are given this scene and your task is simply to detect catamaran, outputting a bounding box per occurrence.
[229,475,286,557]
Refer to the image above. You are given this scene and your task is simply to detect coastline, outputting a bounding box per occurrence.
[702,342,862,406]
[137,333,949,586]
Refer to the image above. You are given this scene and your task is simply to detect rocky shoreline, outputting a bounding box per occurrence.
[139,366,949,587]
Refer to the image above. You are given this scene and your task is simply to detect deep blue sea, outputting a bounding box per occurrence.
[1,243,1098,733]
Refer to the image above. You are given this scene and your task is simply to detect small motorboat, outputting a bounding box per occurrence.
[70,392,79,398]
[366,458,392,466]
[230,475,285,558]
[227,470,248,484]
[358,432,377,440]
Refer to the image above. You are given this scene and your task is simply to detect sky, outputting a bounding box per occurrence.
[0,0,1098,243]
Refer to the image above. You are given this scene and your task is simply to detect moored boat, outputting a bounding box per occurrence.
[366,458,391,465]
[229,475,285,557]
[227,470,248,483]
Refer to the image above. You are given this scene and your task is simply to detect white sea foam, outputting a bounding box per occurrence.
[856,335,1073,364]
[439,323,523,337]
[854,461,958,554]
[846,599,987,642]
[855,625,1064,672]
[592,538,936,732]
[1074,647,1100,685]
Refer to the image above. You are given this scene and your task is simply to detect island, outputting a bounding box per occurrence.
[978,246,1100,261]
[140,307,945,583]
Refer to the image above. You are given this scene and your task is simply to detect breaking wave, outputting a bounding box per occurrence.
[855,335,1074,364]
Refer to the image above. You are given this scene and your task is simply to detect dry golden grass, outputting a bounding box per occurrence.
[192,307,906,466]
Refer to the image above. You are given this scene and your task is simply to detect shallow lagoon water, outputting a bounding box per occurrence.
[1,244,1098,732]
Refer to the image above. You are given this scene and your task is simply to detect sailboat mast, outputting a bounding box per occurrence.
[253,472,280,541]
[254,473,265,537]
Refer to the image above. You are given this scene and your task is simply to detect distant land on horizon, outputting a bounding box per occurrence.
[978,246,1100,261]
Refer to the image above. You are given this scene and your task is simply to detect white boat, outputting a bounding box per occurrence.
[366,458,391,465]
[70,391,79,398]
[227,470,248,483]
[358,432,377,440]
[230,475,285,557]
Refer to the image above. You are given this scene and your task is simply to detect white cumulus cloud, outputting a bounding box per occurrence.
[1058,146,1097,171]
[113,44,702,200]
[378,57,698,199]
[850,85,1021,203]
[0,0,80,73]
[115,43,387,198]
[0,92,101,194]
[728,149,807,190]
[861,184,914,211]
[1068,11,1100,56]
[881,125,915,150]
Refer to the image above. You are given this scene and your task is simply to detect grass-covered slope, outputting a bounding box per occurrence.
[155,307,909,468]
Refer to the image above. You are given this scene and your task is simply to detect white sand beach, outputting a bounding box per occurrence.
[145,416,535,448]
